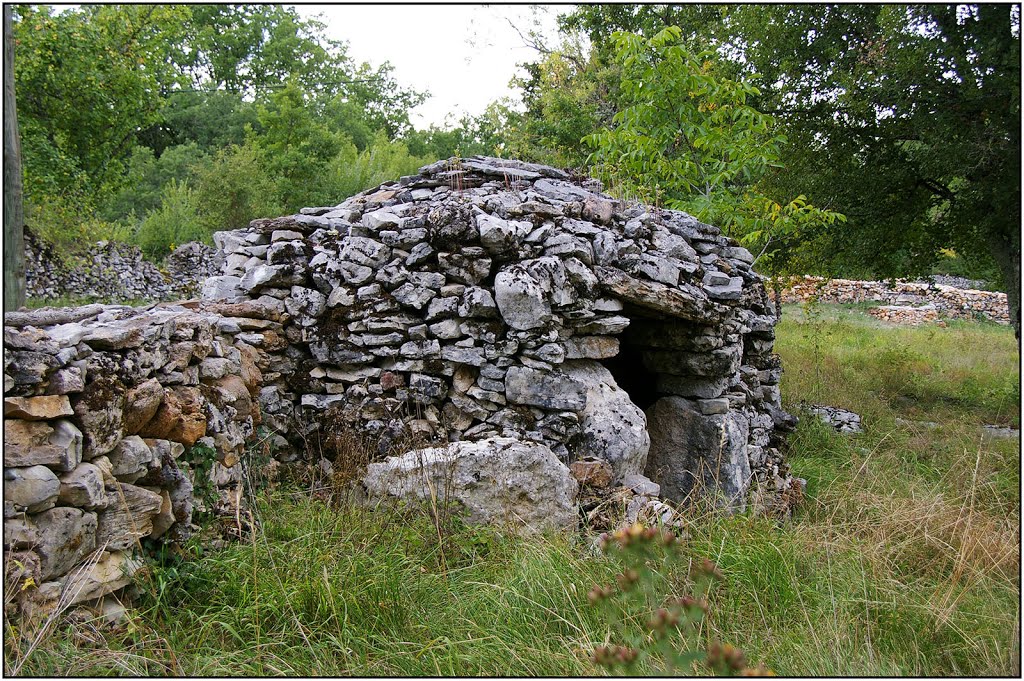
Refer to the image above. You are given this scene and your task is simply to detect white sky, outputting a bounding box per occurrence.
[293,4,563,130]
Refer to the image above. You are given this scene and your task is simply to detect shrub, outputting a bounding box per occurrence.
[134,179,207,259]
[328,132,432,201]
[193,143,283,232]
[26,191,130,251]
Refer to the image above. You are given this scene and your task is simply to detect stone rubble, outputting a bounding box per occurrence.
[807,404,863,434]
[780,275,1009,325]
[866,304,940,325]
[24,229,222,304]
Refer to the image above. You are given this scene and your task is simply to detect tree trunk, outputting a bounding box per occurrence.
[4,6,26,310]
[989,231,1021,344]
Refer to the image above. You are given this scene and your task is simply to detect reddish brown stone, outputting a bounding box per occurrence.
[211,374,253,418]
[138,386,206,446]
[236,343,263,397]
[122,378,164,435]
[379,371,406,391]
[569,457,614,489]
[259,330,289,352]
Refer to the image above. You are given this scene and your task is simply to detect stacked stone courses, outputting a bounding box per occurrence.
[781,275,1009,324]
[4,157,800,603]
[4,301,261,610]
[205,156,797,514]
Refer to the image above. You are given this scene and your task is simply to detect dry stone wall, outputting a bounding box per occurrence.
[25,229,222,303]
[4,157,801,606]
[203,156,798,517]
[4,301,263,616]
[780,275,1009,324]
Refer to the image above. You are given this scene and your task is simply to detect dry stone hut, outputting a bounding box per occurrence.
[203,157,798,524]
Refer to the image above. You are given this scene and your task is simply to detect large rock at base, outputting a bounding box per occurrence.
[644,396,751,510]
[59,550,143,605]
[363,437,579,531]
[561,360,649,481]
[29,507,99,581]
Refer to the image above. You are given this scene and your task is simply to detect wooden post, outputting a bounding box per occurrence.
[4,6,26,310]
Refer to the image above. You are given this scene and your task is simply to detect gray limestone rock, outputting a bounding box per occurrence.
[95,483,164,551]
[31,507,99,581]
[505,366,587,411]
[4,465,60,513]
[107,436,156,483]
[644,396,751,510]
[58,462,107,509]
[494,266,552,331]
[364,437,578,531]
[562,361,650,481]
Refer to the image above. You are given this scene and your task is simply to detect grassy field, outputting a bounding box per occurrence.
[5,304,1020,676]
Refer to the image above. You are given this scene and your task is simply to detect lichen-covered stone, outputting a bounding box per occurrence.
[4,418,83,471]
[364,437,579,531]
[562,361,649,481]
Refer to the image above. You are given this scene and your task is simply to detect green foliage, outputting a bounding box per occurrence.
[404,107,510,160]
[134,180,208,259]
[731,5,1020,279]
[503,42,619,168]
[328,132,432,202]
[181,440,219,521]
[25,191,130,250]
[144,90,258,155]
[192,143,282,232]
[586,526,764,675]
[11,3,430,266]
[12,5,188,200]
[929,249,1000,289]
[550,5,1020,316]
[100,143,209,223]
[251,80,348,211]
[586,27,780,214]
[583,26,845,264]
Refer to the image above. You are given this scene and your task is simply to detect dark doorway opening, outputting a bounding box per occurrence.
[601,318,662,412]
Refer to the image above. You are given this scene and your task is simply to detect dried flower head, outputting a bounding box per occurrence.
[707,641,747,673]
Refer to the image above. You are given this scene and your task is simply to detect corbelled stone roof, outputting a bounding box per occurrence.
[204,156,798,512]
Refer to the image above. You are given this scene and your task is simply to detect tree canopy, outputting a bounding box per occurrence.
[9,4,1019,336]
[505,4,1021,334]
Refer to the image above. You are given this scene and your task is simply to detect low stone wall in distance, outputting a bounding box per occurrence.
[24,229,222,303]
[4,301,264,618]
[779,276,1009,324]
